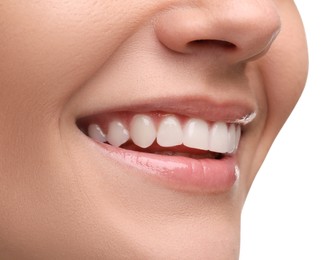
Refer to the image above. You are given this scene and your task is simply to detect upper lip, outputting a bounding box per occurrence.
[76,95,257,124]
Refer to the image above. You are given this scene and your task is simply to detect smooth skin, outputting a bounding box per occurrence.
[0,0,307,259]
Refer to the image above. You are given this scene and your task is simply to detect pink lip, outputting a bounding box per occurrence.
[76,96,257,124]
[94,141,238,193]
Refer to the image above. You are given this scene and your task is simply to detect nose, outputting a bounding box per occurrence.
[154,0,281,64]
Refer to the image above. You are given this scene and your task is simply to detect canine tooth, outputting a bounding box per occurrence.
[88,124,106,143]
[209,122,229,153]
[183,118,209,150]
[227,124,236,153]
[130,114,156,148]
[157,116,183,147]
[106,120,129,147]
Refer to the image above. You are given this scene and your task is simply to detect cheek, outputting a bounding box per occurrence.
[0,1,150,115]
[260,8,308,134]
[0,1,136,215]
[243,4,308,184]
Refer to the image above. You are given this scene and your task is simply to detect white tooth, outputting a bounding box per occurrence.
[88,124,106,143]
[106,120,129,147]
[235,125,241,150]
[157,116,183,147]
[209,122,229,153]
[130,114,156,148]
[183,118,209,150]
[227,124,236,153]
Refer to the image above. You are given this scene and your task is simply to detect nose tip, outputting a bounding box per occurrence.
[154,1,281,64]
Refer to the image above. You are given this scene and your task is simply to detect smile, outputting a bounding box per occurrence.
[77,100,256,193]
[83,111,241,154]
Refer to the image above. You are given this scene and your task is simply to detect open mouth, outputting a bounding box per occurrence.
[76,106,254,193]
[77,111,241,160]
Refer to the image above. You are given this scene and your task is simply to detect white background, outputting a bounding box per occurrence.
[240,1,333,259]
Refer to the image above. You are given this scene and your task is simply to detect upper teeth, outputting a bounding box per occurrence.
[87,114,241,154]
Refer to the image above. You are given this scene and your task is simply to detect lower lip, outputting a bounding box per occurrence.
[95,142,239,193]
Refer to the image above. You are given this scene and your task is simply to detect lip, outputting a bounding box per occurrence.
[93,140,239,193]
[75,96,257,124]
[76,97,254,193]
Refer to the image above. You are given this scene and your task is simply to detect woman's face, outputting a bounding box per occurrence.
[0,0,307,259]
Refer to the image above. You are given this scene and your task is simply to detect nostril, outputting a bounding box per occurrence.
[188,39,237,50]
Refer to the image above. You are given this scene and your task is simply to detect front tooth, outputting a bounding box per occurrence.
[157,115,183,147]
[130,114,156,148]
[209,122,229,153]
[227,124,236,153]
[106,120,129,147]
[88,124,106,143]
[183,118,209,150]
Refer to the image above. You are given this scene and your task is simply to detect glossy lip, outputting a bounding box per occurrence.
[94,141,239,193]
[76,97,255,193]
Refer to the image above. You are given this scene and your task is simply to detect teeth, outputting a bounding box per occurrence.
[157,116,183,147]
[183,118,209,150]
[130,114,156,148]
[106,120,129,147]
[88,124,106,143]
[235,125,241,150]
[87,114,242,155]
[227,124,236,153]
[209,122,229,153]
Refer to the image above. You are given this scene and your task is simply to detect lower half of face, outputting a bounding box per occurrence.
[0,0,307,259]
